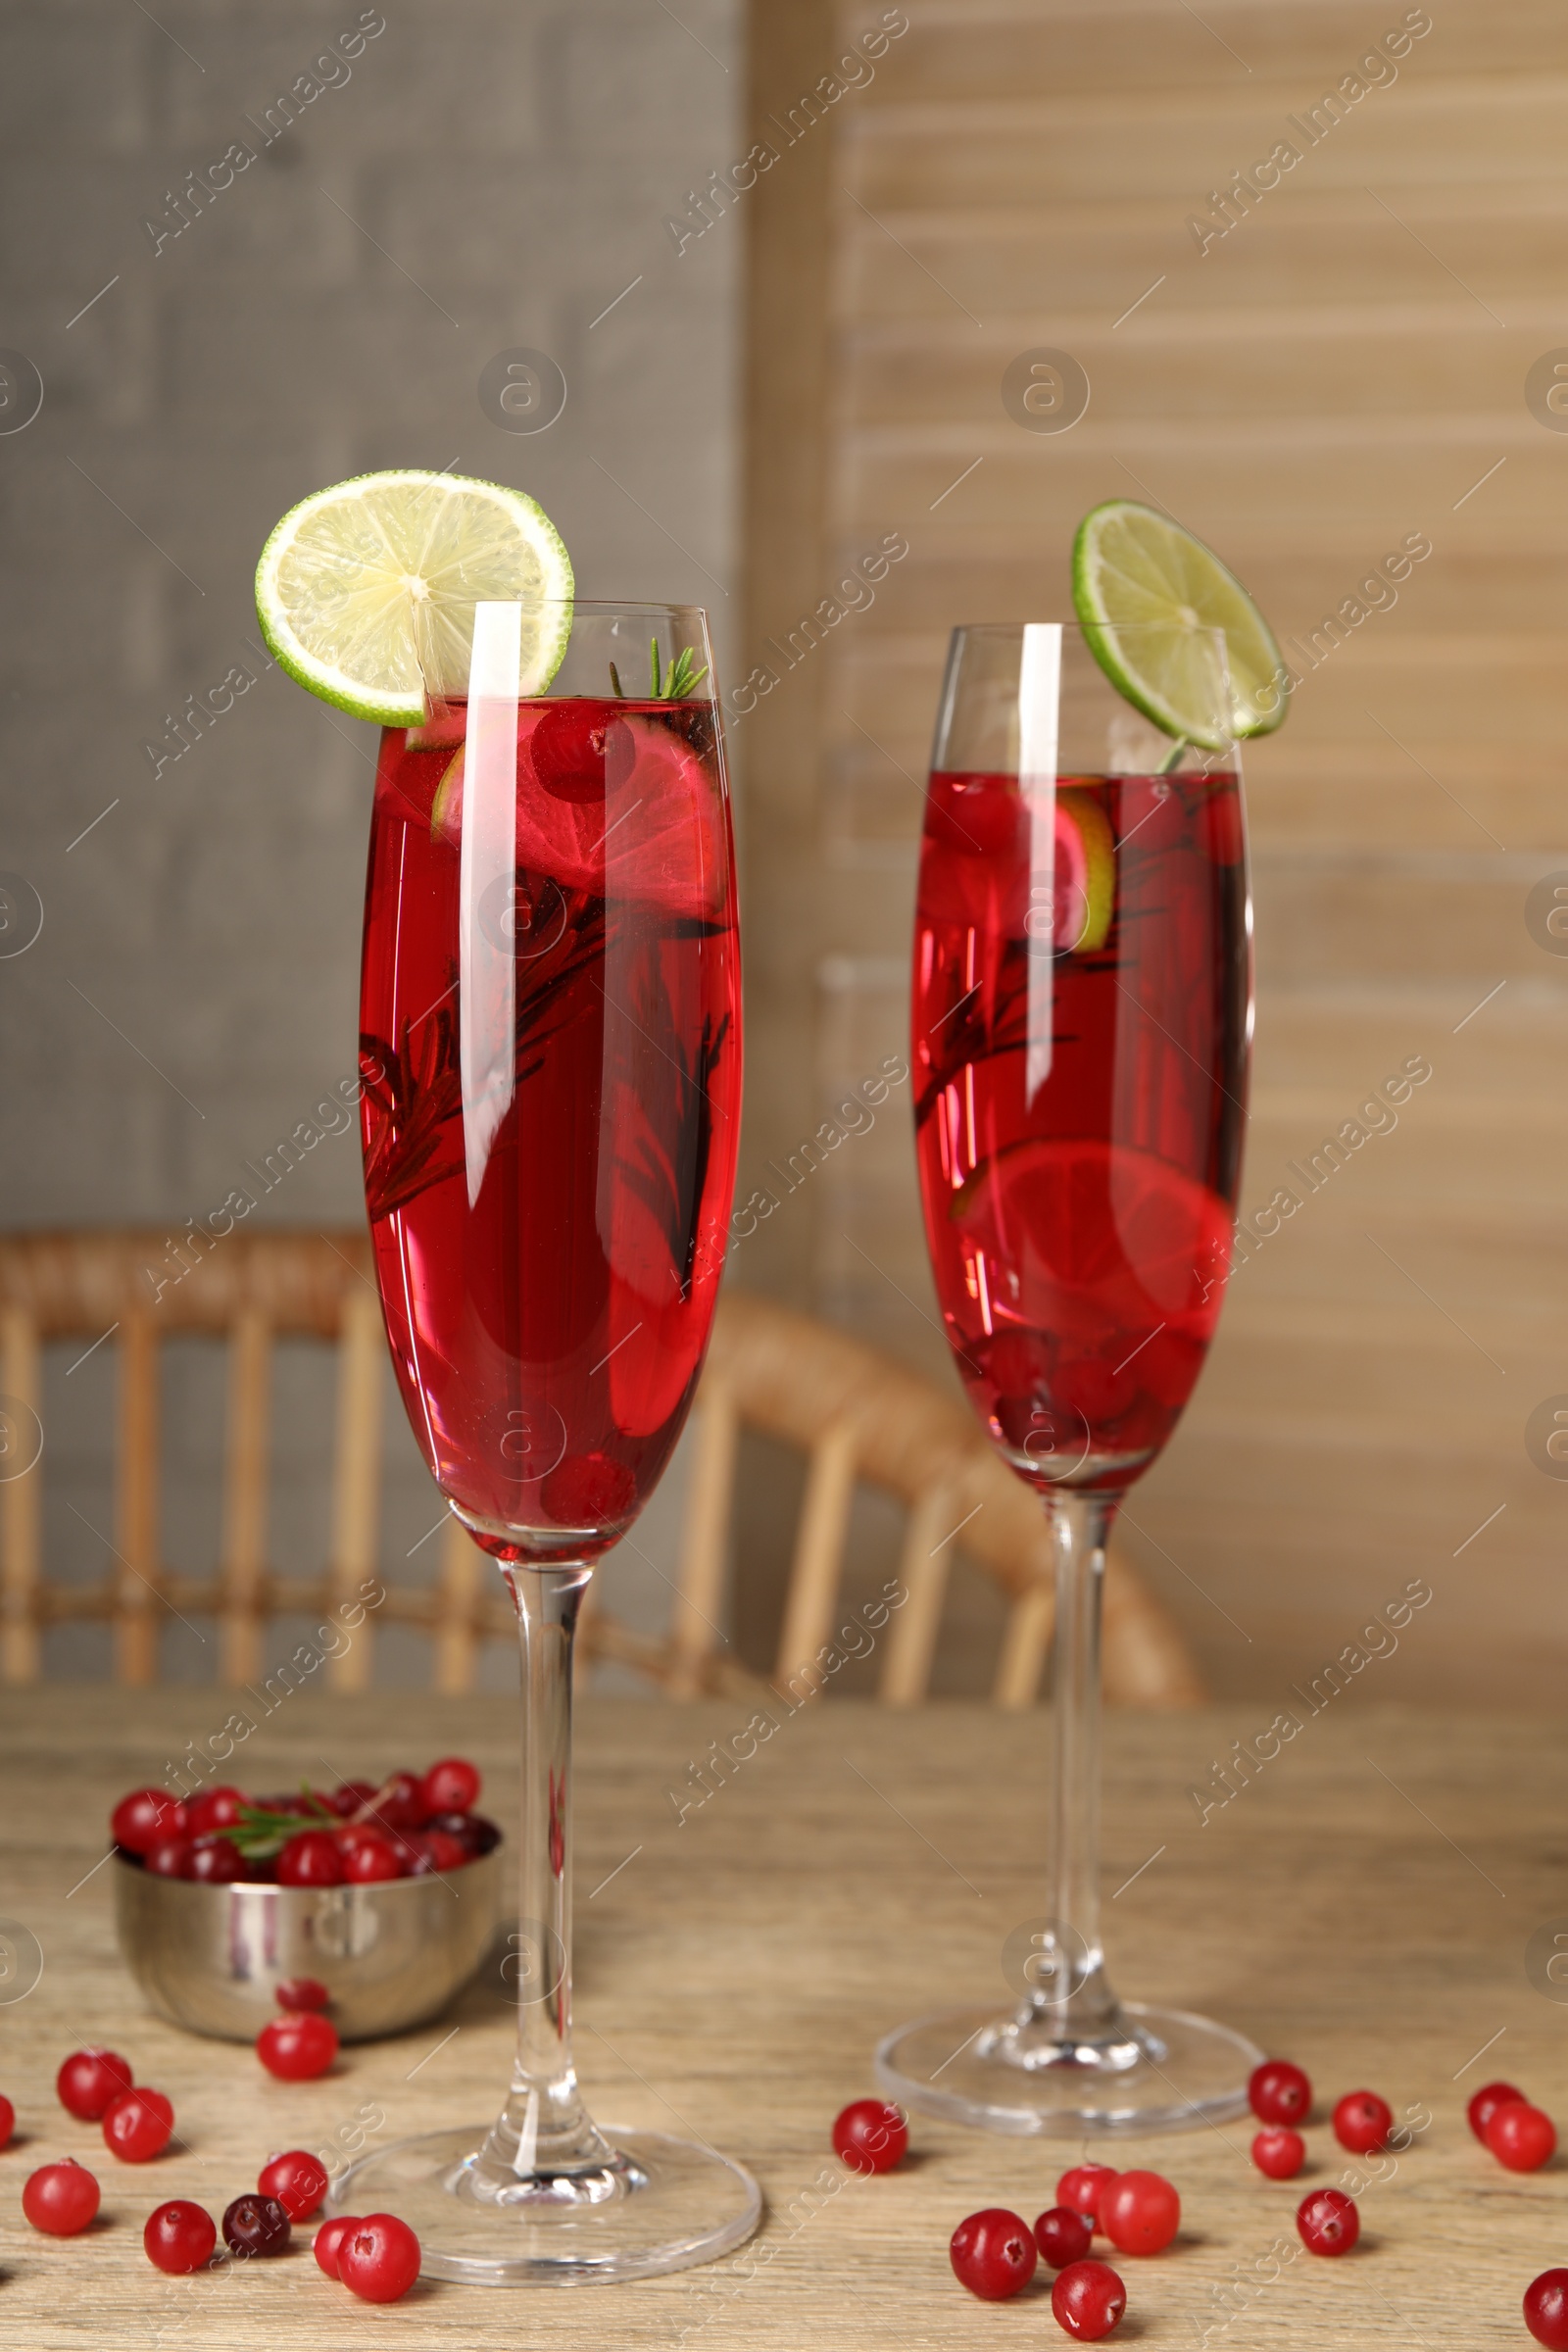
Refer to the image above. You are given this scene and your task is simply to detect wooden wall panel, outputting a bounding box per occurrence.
[742,0,1568,1702]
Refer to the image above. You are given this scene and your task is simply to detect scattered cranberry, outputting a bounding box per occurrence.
[343,1835,404,1884]
[222,2191,291,2258]
[1035,2205,1093,2269]
[1468,2079,1526,2142]
[1251,2127,1305,2180]
[276,1976,331,2012]
[0,2092,13,2149]
[23,2157,100,2234]
[184,1786,245,1838]
[144,2199,217,2274]
[145,1836,195,1878]
[1057,2162,1118,2230]
[1297,2187,1359,2256]
[315,2213,360,2278]
[104,2085,174,2162]
[257,2011,338,2082]
[189,1836,247,1883]
[1525,2268,1568,2350]
[58,2047,133,2121]
[1053,2257,1126,2339]
[950,2208,1038,2300]
[408,1828,469,1877]
[1485,2099,1557,2172]
[831,2099,907,2176]
[258,2148,330,2221]
[419,1757,480,1814]
[1332,2089,1393,2155]
[1249,2058,1311,2127]
[1101,2170,1179,2257]
[276,1830,344,1887]
[336,2211,421,2303]
[111,1788,186,1855]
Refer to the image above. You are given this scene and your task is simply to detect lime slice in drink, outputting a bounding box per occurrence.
[1071,500,1286,749]
[255,469,573,725]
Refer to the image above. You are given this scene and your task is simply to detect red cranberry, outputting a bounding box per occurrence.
[424,1808,486,1851]
[831,2099,907,2176]
[419,1757,480,1814]
[145,1836,195,1878]
[1332,2089,1393,2155]
[337,2211,421,2302]
[276,1830,344,1886]
[275,1976,331,2012]
[1485,2099,1557,2172]
[1057,2163,1118,2230]
[1251,2127,1305,2180]
[184,1786,245,1838]
[144,2199,217,2274]
[103,2085,173,2162]
[258,2148,330,2221]
[1101,2170,1179,2257]
[1052,2257,1127,2340]
[950,2207,1038,2300]
[0,2092,12,2148]
[1468,2079,1526,2141]
[329,1780,377,1818]
[343,1835,404,1883]
[1035,2205,1093,2269]
[23,2157,100,2234]
[1297,2187,1359,2256]
[58,2047,133,2121]
[367,1772,427,1832]
[1525,2268,1568,2350]
[1249,2058,1311,2127]
[315,2213,360,2278]
[257,2011,338,2082]
[222,2192,291,2258]
[408,1828,469,1877]
[189,1836,247,1883]
[110,1788,186,1855]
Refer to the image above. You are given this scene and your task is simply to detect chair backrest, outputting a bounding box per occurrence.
[0,1231,1203,1708]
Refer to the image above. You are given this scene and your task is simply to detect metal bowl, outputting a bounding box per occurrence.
[113,1844,503,2042]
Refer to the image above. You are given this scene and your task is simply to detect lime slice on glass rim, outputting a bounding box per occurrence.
[1071,500,1286,753]
[255,469,573,725]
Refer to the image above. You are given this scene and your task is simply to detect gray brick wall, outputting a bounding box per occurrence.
[0,0,742,1682]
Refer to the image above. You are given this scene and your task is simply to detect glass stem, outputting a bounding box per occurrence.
[1040,1491,1122,2037]
[481,1562,612,2180]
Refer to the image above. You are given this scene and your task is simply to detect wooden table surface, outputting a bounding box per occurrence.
[0,1689,1562,2347]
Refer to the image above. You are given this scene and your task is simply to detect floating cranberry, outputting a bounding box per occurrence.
[314,2213,360,2278]
[222,2192,291,2258]
[189,1836,247,1883]
[1251,2127,1305,2180]
[1057,2163,1118,2230]
[1297,2187,1358,2256]
[184,1786,245,1838]
[144,2199,217,2274]
[1052,2256,1126,2339]
[419,1757,480,1815]
[1249,2058,1311,2127]
[0,2092,12,2148]
[145,1836,195,1878]
[23,2158,100,2234]
[104,2085,173,2162]
[336,2211,422,2302]
[1525,2269,1568,2350]
[1101,2170,1179,2257]
[1485,2099,1557,2173]
[258,2148,330,2221]
[58,2047,133,2121]
[110,1788,186,1855]
[1035,2205,1093,2269]
[831,2099,907,2175]
[275,1976,331,2012]
[1332,2089,1393,2155]
[276,1830,344,1887]
[257,2011,338,2082]
[1468,2079,1526,2141]
[950,2208,1038,2300]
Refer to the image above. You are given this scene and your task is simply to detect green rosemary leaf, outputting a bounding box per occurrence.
[650,636,663,697]
[609,660,624,698]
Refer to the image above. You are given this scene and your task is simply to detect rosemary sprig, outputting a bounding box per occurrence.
[607,642,710,701]
[230,1783,337,1859]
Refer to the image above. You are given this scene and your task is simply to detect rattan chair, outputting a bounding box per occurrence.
[0,1231,1203,1708]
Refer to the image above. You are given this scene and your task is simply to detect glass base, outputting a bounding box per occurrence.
[875,2000,1261,2137]
[327,2125,760,2284]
